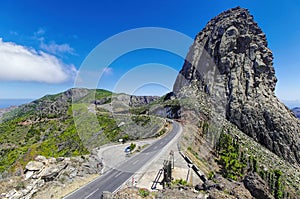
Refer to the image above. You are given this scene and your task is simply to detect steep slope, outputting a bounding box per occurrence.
[174,7,300,164]
[0,88,99,173]
[0,88,162,174]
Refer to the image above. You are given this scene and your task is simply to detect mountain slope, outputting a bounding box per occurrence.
[173,7,300,165]
[0,88,162,174]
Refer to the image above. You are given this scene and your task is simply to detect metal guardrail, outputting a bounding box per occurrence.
[151,169,163,190]
[178,144,207,183]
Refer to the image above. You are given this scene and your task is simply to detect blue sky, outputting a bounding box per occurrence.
[0,0,299,106]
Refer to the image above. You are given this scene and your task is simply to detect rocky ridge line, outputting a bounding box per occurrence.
[173,7,300,164]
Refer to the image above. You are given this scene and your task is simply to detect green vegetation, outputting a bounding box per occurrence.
[156,128,166,137]
[130,115,150,126]
[187,146,199,159]
[0,89,122,174]
[274,170,283,199]
[130,106,149,115]
[172,178,188,186]
[208,171,215,180]
[138,188,150,198]
[216,130,247,180]
[78,89,112,103]
[129,143,136,151]
[214,128,290,198]
[258,169,285,199]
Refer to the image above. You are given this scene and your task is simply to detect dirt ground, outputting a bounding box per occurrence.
[31,174,98,199]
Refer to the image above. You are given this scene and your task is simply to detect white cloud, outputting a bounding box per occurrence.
[32,28,75,56]
[40,41,75,55]
[34,28,46,36]
[0,38,77,83]
[103,67,113,75]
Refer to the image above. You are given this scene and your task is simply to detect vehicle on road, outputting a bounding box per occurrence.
[124,146,131,153]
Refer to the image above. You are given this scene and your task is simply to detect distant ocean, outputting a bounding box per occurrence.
[281,100,300,109]
[0,99,33,109]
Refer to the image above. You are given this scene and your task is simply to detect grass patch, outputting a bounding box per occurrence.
[172,178,188,186]
[138,188,150,198]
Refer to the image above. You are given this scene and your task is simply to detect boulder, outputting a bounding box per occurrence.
[231,183,253,199]
[197,192,209,199]
[48,157,57,164]
[243,173,274,199]
[41,166,61,182]
[93,97,111,105]
[207,189,235,199]
[202,180,224,191]
[25,170,34,180]
[25,161,44,171]
[35,155,47,163]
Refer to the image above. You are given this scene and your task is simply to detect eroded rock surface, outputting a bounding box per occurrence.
[244,173,274,199]
[3,151,102,199]
[173,7,300,164]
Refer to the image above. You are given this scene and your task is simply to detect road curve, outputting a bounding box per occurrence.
[64,121,181,199]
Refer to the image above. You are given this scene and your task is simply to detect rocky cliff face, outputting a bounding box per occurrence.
[129,95,159,107]
[174,7,300,164]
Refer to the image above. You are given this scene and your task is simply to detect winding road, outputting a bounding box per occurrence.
[64,121,181,199]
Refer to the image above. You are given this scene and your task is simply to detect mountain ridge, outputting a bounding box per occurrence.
[0,88,164,175]
[1,6,300,198]
[173,6,300,165]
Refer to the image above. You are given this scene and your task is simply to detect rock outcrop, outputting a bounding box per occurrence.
[129,95,159,107]
[173,7,300,164]
[197,174,253,199]
[244,173,274,199]
[3,151,103,199]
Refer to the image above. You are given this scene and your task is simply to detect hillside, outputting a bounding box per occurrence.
[1,6,300,199]
[0,88,163,176]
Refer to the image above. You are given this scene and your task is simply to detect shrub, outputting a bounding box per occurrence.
[138,188,150,198]
[130,143,136,151]
[216,131,246,180]
[208,171,215,180]
[172,178,188,186]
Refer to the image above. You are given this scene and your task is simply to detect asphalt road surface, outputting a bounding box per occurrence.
[64,121,181,199]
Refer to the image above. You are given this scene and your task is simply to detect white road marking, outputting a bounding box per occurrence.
[114,171,122,178]
[132,159,139,165]
[84,188,99,199]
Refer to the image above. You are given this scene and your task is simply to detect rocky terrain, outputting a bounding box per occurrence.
[174,7,300,165]
[1,150,102,199]
[0,88,163,178]
[1,6,300,199]
[103,173,270,199]
[129,96,160,107]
